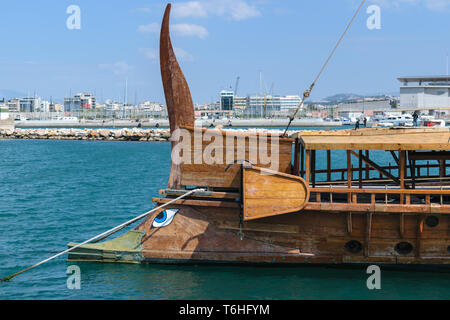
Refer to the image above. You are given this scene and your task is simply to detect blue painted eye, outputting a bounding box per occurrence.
[152,209,178,228]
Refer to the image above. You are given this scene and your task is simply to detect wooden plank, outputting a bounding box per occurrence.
[293,138,300,176]
[159,189,239,199]
[409,151,450,161]
[400,151,405,204]
[304,202,450,214]
[152,197,239,208]
[347,150,352,203]
[300,129,450,151]
[305,150,311,186]
[327,150,331,181]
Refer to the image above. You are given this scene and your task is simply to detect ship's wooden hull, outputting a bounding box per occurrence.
[136,204,450,265]
[68,203,450,267]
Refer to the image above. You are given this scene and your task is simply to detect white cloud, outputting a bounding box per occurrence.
[137,22,160,33]
[172,0,261,21]
[139,48,158,60]
[425,0,450,11]
[139,47,193,62]
[99,61,133,75]
[174,48,194,62]
[172,23,209,39]
[369,0,450,11]
[172,1,208,18]
[137,22,208,39]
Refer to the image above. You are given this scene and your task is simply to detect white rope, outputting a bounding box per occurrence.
[283,0,367,136]
[1,188,205,282]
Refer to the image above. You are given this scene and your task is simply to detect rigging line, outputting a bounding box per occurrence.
[283,0,367,136]
[0,188,205,282]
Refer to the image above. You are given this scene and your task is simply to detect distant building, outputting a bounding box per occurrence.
[64,93,97,112]
[337,99,393,112]
[242,95,302,116]
[0,102,9,120]
[20,97,41,112]
[6,98,20,112]
[220,90,234,111]
[398,76,450,109]
[139,101,163,112]
[280,95,302,111]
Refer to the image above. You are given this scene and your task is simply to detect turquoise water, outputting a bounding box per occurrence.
[1,139,450,300]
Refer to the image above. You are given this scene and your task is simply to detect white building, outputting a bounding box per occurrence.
[139,101,163,112]
[398,76,450,109]
[64,93,97,112]
[0,103,9,120]
[280,95,302,111]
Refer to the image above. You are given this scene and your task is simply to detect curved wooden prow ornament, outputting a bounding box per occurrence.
[160,3,195,189]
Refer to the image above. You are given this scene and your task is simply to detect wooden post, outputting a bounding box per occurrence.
[365,150,370,180]
[399,150,405,204]
[327,150,331,182]
[347,150,352,203]
[305,149,311,186]
[300,144,304,178]
[293,138,300,176]
[409,151,416,189]
[440,160,445,178]
[312,150,316,188]
[359,150,363,189]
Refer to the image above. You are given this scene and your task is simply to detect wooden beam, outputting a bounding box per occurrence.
[409,151,450,161]
[365,213,373,257]
[359,150,363,189]
[300,144,304,178]
[400,151,405,204]
[327,150,331,181]
[312,150,316,188]
[390,151,399,165]
[159,189,239,199]
[347,150,352,203]
[293,138,300,176]
[305,149,311,186]
[153,197,239,208]
[365,150,370,180]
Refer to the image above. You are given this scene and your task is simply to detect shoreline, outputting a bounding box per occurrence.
[0,127,300,142]
[14,118,344,128]
[0,128,172,142]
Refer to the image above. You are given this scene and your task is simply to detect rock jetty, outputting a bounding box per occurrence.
[0,128,172,142]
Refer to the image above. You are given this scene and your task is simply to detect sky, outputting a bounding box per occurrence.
[0,0,449,104]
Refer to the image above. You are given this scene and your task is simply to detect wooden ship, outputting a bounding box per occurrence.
[68,4,450,268]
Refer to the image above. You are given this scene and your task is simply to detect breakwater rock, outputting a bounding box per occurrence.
[0,128,172,142]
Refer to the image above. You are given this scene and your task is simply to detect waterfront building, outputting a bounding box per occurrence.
[6,98,20,112]
[20,97,41,113]
[233,96,247,111]
[280,95,302,111]
[220,90,234,111]
[64,93,97,112]
[398,76,450,109]
[139,101,163,112]
[337,98,393,112]
[0,102,9,120]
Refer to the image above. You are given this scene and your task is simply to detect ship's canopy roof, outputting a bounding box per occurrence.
[297,128,450,151]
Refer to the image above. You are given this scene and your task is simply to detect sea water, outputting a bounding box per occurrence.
[0,136,450,300]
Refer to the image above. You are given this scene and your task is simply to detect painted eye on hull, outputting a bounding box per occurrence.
[152,209,179,228]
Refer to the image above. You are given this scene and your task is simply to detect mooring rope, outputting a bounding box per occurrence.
[0,188,205,282]
[282,0,367,136]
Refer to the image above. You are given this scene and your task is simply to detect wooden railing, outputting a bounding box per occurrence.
[305,186,450,214]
